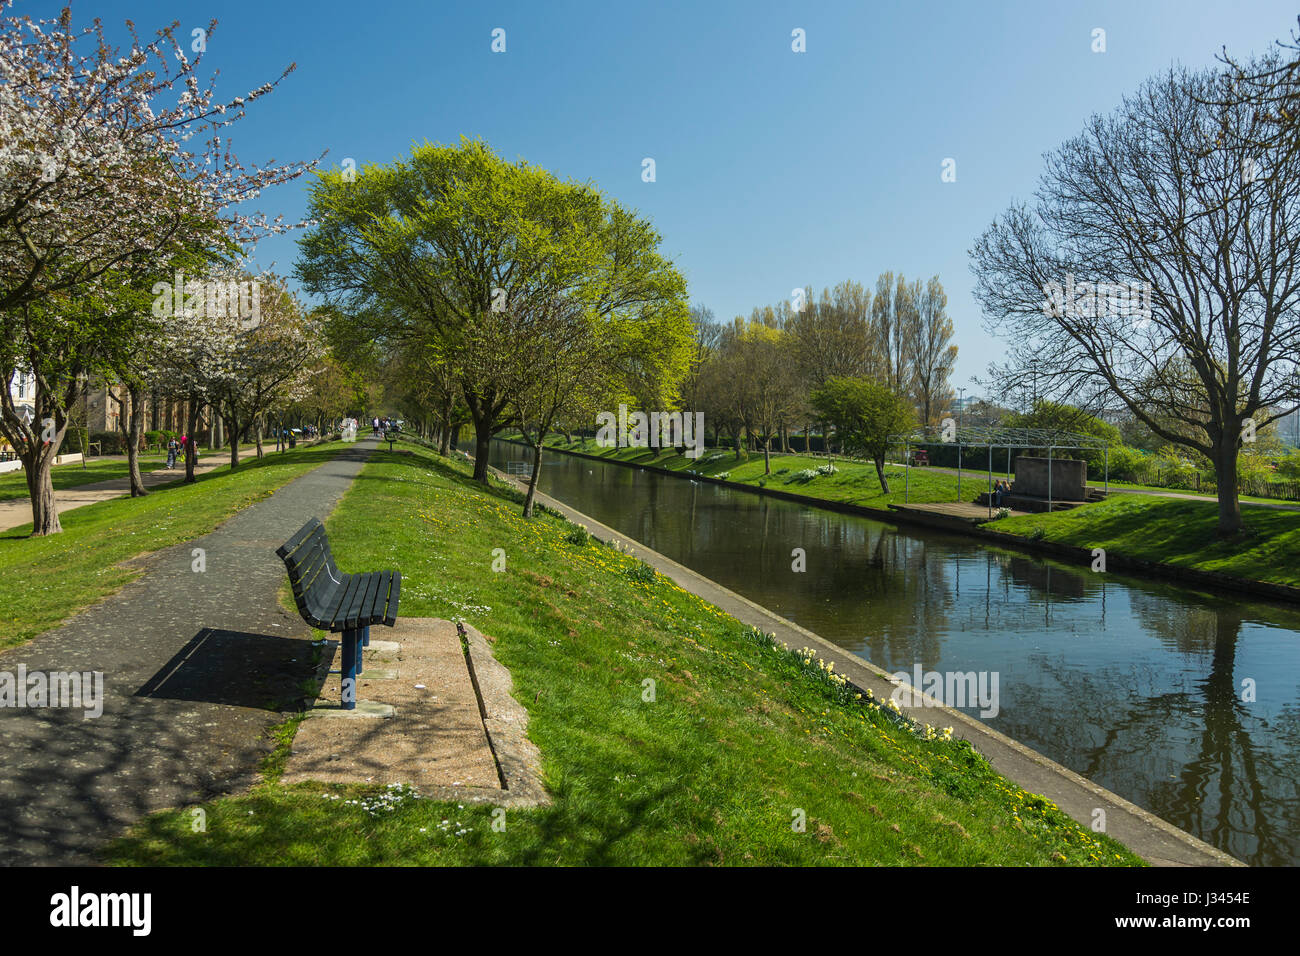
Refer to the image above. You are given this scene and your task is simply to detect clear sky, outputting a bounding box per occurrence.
[31,0,1300,393]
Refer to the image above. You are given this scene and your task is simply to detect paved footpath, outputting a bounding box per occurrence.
[0,439,376,865]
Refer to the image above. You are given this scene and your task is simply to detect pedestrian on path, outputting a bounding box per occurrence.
[166,437,180,469]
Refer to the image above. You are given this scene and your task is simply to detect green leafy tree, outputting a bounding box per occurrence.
[811,377,914,492]
[297,138,690,488]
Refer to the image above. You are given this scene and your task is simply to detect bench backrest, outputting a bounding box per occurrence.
[276,518,345,627]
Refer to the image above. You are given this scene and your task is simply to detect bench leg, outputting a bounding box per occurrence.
[340,628,358,710]
[362,626,370,648]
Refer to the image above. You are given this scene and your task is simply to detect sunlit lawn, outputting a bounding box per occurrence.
[103,444,1142,866]
[988,495,1300,589]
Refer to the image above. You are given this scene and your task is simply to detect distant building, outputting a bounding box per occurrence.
[7,369,35,422]
[83,381,200,437]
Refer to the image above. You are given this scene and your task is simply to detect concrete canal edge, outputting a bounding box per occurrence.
[521,441,1300,606]
[483,454,1244,868]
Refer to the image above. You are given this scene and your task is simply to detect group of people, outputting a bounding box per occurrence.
[165,435,198,469]
[370,416,399,436]
[992,477,1012,506]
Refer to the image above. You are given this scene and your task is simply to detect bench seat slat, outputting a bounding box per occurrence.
[342,572,380,630]
[326,573,364,631]
[275,517,323,561]
[359,571,388,625]
[304,575,345,627]
[384,572,401,626]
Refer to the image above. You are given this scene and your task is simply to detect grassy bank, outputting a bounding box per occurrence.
[988,495,1300,590]
[522,434,977,511]
[0,442,344,650]
[532,435,1300,594]
[532,435,1300,508]
[104,443,1140,866]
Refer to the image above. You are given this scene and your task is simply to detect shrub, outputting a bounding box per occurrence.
[625,561,656,584]
[713,471,730,481]
[564,525,590,547]
[87,431,127,455]
[1102,444,1147,482]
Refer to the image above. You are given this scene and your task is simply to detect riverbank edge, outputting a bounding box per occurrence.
[526,441,1300,607]
[488,445,1243,867]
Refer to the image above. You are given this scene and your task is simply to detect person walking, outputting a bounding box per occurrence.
[166,436,180,469]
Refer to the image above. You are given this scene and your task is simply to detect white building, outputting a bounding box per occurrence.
[7,369,35,422]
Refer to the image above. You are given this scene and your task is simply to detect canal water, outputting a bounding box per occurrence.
[479,440,1300,865]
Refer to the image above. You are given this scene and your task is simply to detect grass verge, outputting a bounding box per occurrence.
[0,455,170,502]
[102,443,1141,866]
[987,494,1300,590]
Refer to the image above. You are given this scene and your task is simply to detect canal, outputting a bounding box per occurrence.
[479,439,1300,865]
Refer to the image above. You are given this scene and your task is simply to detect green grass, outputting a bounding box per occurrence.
[987,494,1300,589]
[102,443,1141,866]
[0,455,171,501]
[0,442,270,502]
[530,435,981,511]
[0,442,344,650]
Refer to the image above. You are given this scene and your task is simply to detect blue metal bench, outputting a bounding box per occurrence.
[277,518,401,710]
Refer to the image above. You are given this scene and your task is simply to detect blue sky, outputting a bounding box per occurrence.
[35,0,1300,392]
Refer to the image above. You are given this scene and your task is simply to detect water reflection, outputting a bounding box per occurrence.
[483,441,1300,865]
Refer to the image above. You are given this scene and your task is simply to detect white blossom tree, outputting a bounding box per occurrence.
[0,4,316,533]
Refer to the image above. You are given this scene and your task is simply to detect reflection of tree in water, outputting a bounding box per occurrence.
[1001,600,1299,866]
[848,529,955,668]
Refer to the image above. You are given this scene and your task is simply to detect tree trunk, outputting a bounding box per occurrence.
[185,398,201,483]
[438,394,454,456]
[22,446,62,535]
[227,407,241,469]
[523,440,544,517]
[471,416,492,482]
[875,455,890,493]
[1213,436,1243,536]
[255,415,265,459]
[126,383,147,497]
[764,438,771,475]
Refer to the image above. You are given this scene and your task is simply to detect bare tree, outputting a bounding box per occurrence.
[971,64,1300,535]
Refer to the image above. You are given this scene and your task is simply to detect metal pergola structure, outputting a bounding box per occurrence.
[891,424,1112,517]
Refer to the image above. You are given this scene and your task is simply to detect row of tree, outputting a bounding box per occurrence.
[0,8,322,534]
[295,138,696,516]
[678,274,956,473]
